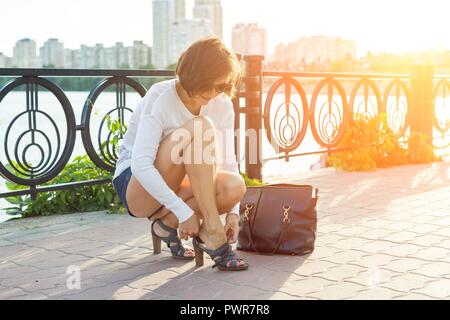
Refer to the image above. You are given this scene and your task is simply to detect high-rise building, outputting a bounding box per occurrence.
[192,0,223,39]
[104,42,130,68]
[271,36,357,69]
[128,41,152,69]
[95,43,107,69]
[39,38,64,68]
[74,44,105,68]
[76,45,88,69]
[64,49,77,68]
[174,0,186,21]
[12,38,37,67]
[171,19,213,62]
[152,0,186,68]
[232,23,267,56]
[0,53,12,68]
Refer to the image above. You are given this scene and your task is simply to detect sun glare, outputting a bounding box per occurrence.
[228,0,450,56]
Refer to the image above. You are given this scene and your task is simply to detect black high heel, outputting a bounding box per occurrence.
[192,237,249,271]
[151,220,195,260]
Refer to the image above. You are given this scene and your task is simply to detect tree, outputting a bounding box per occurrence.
[139,63,155,70]
[165,63,176,70]
[118,63,130,69]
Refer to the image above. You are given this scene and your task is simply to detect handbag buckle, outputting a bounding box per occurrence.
[243,203,254,222]
[282,205,291,223]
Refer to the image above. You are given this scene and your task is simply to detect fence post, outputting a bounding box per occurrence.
[244,55,264,181]
[232,54,242,174]
[410,65,434,145]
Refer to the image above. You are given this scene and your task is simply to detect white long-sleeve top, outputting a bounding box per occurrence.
[113,79,240,223]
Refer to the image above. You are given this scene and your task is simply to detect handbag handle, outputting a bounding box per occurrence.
[242,203,291,256]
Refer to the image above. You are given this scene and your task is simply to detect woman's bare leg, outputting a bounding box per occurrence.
[150,172,245,222]
[125,116,244,249]
[149,172,245,254]
[151,116,237,249]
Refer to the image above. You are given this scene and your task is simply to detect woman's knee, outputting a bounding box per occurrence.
[188,116,216,140]
[171,116,216,159]
[218,172,246,207]
[180,116,217,165]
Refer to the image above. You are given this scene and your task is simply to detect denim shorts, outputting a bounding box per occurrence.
[112,167,136,217]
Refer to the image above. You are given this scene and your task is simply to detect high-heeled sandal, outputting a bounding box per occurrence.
[151,219,195,260]
[192,237,249,271]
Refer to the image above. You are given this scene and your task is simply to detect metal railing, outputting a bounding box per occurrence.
[0,68,175,199]
[235,56,449,179]
[0,58,449,198]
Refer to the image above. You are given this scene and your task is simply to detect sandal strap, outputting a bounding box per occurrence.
[211,245,243,269]
[152,219,177,238]
[169,242,194,257]
[152,220,190,257]
[193,237,244,268]
[170,242,185,256]
[193,238,228,255]
[192,238,246,269]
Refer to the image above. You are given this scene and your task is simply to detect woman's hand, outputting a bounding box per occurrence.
[224,213,240,243]
[178,214,200,240]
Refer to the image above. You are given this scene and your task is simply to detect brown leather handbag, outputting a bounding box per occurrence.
[237,184,318,255]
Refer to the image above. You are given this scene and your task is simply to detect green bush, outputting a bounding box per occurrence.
[240,172,265,186]
[3,156,126,217]
[3,116,127,217]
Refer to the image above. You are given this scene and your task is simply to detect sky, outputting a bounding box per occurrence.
[1,0,449,58]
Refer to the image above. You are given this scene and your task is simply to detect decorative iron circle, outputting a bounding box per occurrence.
[0,77,76,186]
[310,78,350,148]
[263,78,309,154]
[11,127,53,175]
[383,79,410,136]
[433,78,450,134]
[349,78,383,119]
[81,76,146,172]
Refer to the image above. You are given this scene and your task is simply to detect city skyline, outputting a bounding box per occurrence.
[4,38,152,69]
[1,0,449,59]
[3,33,449,71]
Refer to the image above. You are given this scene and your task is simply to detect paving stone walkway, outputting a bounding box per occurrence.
[1,162,450,300]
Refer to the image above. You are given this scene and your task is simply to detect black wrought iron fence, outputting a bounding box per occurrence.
[0,58,449,199]
[0,68,174,199]
[234,56,449,179]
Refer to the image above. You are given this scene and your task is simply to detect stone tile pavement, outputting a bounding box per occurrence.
[1,161,450,300]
